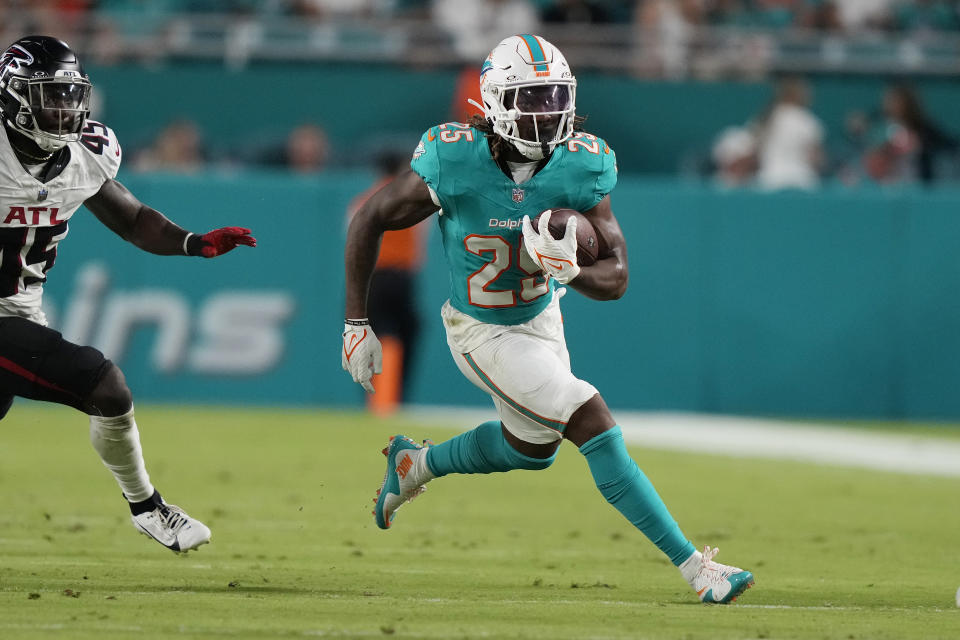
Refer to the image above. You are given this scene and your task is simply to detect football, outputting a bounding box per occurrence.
[530,208,600,266]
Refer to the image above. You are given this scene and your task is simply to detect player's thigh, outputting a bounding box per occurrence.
[449,330,596,444]
[0,316,111,413]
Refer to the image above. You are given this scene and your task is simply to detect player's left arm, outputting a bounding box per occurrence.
[566,195,628,301]
[84,179,256,257]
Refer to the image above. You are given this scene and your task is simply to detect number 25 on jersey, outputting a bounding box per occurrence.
[464,234,548,308]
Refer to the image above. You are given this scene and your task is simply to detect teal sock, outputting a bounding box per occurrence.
[579,426,696,566]
[426,420,555,476]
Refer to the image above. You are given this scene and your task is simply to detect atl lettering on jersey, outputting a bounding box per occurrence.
[3,206,64,225]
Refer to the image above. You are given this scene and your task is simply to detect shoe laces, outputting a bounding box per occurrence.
[699,546,738,582]
[156,504,188,532]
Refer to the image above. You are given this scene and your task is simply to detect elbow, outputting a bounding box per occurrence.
[605,279,628,301]
[585,273,628,301]
[607,268,629,301]
[349,205,387,238]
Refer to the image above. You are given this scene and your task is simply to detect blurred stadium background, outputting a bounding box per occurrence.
[8,0,960,421]
[4,3,960,638]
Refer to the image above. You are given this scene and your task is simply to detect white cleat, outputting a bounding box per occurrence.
[374,435,435,530]
[684,546,755,604]
[131,502,211,554]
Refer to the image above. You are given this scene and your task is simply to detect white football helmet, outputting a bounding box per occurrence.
[472,34,576,161]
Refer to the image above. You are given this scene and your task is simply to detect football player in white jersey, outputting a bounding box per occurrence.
[0,36,256,553]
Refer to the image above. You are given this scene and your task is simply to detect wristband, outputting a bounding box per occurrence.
[184,233,207,257]
[344,318,369,326]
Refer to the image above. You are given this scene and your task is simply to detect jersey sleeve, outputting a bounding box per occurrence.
[410,126,441,192]
[563,133,618,212]
[79,120,122,182]
[590,139,617,208]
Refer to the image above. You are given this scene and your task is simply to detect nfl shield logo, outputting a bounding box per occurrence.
[512,188,524,203]
[37,187,48,201]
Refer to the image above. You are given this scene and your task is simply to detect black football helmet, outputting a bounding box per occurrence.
[0,36,91,153]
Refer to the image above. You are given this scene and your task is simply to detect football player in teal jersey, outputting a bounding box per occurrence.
[342,34,754,604]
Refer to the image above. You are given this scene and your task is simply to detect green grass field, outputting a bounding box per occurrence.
[1,405,959,639]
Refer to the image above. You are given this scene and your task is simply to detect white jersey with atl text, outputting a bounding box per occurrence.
[0,120,121,323]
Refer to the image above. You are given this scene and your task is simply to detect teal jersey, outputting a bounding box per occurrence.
[411,122,617,325]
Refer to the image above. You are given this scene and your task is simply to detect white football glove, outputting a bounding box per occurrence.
[521,210,582,285]
[341,320,382,393]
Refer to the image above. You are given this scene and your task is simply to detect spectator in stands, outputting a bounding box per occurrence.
[796,0,844,31]
[345,150,428,415]
[284,123,329,174]
[863,84,957,184]
[288,0,387,19]
[250,123,330,173]
[633,0,704,78]
[826,0,894,32]
[711,125,758,188]
[432,0,539,60]
[754,76,824,190]
[703,0,800,29]
[10,0,94,46]
[132,118,207,173]
[703,0,751,27]
[832,108,873,185]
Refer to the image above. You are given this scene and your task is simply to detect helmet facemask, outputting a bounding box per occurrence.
[9,74,90,152]
[487,81,576,161]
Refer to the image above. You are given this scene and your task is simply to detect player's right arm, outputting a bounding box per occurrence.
[342,167,436,393]
[343,167,437,319]
[84,179,194,255]
[79,121,253,258]
[84,179,255,258]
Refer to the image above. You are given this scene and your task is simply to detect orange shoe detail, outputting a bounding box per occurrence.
[396,453,414,479]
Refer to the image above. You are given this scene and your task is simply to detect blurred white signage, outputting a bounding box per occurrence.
[44,262,295,375]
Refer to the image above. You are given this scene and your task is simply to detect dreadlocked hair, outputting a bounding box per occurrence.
[467,114,588,163]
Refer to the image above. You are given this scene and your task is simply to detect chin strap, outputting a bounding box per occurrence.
[514,139,550,161]
[4,123,53,163]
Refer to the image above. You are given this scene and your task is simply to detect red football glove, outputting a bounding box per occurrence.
[196,227,256,258]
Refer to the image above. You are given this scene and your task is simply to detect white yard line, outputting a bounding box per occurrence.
[406,407,960,478]
[616,412,960,478]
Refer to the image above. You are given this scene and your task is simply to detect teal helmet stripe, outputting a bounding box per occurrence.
[518,34,549,73]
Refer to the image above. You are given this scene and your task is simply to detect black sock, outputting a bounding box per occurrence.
[126,489,163,516]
